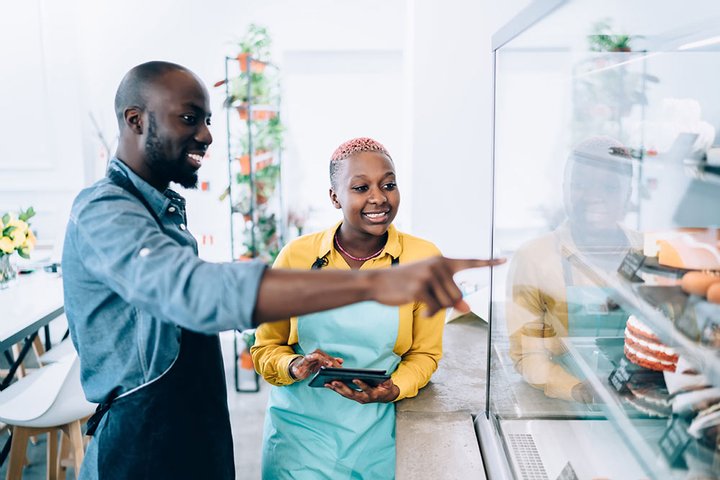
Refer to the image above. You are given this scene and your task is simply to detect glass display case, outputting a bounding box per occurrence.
[478,1,720,478]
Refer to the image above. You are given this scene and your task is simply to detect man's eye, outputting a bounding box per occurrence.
[352,186,368,192]
[384,182,397,190]
[181,115,197,124]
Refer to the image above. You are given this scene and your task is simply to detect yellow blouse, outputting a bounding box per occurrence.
[251,222,444,401]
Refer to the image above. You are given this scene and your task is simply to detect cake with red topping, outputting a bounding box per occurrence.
[624,315,678,372]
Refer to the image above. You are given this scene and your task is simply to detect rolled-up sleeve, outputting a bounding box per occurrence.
[71,186,266,334]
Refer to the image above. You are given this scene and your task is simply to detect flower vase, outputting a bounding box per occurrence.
[0,254,17,289]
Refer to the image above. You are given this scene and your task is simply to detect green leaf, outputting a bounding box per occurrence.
[3,226,16,237]
[18,206,36,223]
[18,249,30,259]
[1,214,8,225]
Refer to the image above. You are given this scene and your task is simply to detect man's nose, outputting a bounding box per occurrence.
[196,122,213,146]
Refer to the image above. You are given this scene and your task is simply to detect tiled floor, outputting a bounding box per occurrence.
[0,331,269,479]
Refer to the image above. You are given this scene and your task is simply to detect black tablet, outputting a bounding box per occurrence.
[308,366,390,390]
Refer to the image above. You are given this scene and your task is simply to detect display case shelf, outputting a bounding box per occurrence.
[566,250,720,387]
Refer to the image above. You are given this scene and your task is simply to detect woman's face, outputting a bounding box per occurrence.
[330,151,400,239]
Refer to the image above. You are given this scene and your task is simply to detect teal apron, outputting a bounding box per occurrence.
[261,257,401,479]
[560,254,628,381]
[562,254,628,338]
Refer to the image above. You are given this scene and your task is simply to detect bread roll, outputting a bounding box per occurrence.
[680,271,720,296]
[707,282,720,304]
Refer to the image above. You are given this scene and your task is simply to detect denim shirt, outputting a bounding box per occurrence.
[62,158,266,404]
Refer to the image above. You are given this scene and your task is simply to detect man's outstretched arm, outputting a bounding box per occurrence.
[253,257,505,325]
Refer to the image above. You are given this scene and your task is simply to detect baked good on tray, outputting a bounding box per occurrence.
[624,315,678,372]
[624,376,672,417]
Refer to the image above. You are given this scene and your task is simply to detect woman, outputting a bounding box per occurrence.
[251,137,444,479]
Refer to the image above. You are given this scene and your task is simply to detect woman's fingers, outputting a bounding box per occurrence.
[326,381,365,402]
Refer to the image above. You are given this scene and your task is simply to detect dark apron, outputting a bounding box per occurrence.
[85,169,235,479]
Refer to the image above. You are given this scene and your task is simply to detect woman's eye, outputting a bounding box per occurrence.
[352,186,369,192]
[206,118,212,126]
[384,182,397,190]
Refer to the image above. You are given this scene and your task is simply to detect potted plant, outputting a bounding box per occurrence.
[587,19,634,52]
[236,24,272,72]
[0,207,36,288]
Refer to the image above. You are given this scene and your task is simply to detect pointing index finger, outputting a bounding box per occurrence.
[447,257,506,273]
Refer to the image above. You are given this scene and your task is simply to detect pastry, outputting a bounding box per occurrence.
[624,315,678,372]
[681,271,720,297]
[658,234,720,270]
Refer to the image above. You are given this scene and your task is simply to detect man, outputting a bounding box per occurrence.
[62,61,502,480]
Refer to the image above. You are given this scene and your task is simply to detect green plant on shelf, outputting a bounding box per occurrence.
[220,23,285,265]
[236,164,281,206]
[587,19,634,52]
[242,212,280,262]
[237,117,284,155]
[236,24,272,62]
[574,19,659,144]
[224,72,278,108]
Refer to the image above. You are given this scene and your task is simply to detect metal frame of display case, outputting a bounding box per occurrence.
[224,55,284,393]
[481,1,720,479]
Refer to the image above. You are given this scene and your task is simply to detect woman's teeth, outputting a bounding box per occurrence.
[364,212,387,219]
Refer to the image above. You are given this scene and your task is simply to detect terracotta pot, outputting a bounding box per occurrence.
[238,155,251,175]
[235,105,276,122]
[237,151,272,175]
[237,53,266,73]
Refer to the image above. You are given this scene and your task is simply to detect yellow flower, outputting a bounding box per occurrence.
[0,237,14,254]
[1,208,36,257]
[8,220,28,248]
[23,230,36,250]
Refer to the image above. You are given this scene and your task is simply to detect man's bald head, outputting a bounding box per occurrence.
[114,61,192,129]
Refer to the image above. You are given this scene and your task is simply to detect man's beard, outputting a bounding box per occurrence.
[145,113,198,189]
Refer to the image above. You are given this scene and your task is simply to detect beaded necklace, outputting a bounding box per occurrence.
[334,232,385,262]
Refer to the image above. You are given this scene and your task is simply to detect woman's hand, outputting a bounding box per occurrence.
[571,382,595,404]
[289,349,343,381]
[325,378,400,404]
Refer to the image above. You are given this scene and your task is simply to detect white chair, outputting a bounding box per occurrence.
[0,354,96,480]
[38,338,76,365]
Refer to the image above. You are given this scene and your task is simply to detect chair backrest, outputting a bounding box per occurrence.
[0,354,77,423]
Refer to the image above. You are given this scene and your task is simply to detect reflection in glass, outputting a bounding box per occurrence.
[506,136,639,403]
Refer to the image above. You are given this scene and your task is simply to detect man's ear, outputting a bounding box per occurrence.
[329,188,341,209]
[124,107,144,134]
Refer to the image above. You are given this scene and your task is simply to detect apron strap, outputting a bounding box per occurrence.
[311,255,329,270]
[108,168,164,226]
[85,400,114,436]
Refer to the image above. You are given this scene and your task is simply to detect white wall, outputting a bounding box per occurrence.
[407,0,532,259]
[0,0,85,259]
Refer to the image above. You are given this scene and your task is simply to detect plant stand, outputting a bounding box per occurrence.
[222,54,285,392]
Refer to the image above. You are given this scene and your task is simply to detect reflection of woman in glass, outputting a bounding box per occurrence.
[252,137,444,479]
[506,136,640,403]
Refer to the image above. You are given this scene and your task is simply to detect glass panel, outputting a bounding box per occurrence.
[488,2,720,479]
